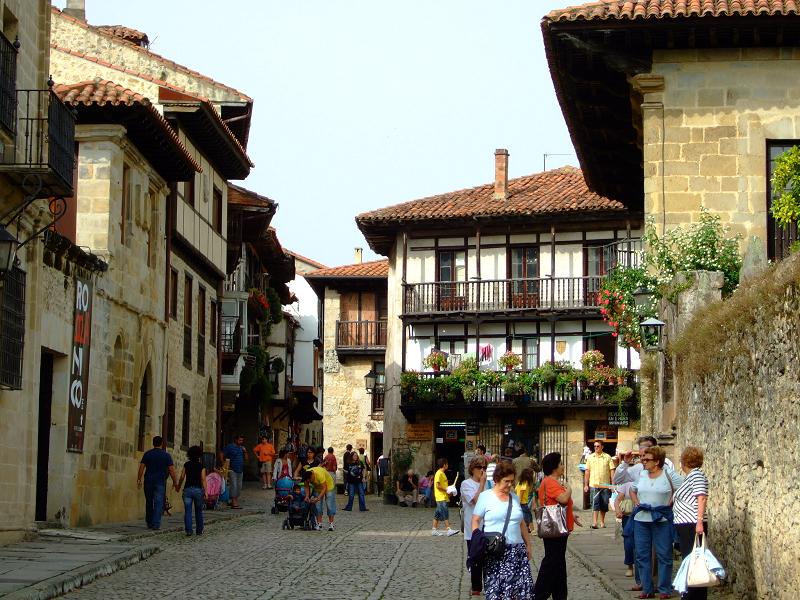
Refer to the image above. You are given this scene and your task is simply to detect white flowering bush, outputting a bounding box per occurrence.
[643,209,742,297]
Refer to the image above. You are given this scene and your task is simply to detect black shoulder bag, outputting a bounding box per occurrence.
[484,496,514,559]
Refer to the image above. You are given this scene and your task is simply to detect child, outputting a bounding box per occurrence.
[418,470,434,507]
[431,459,458,536]
[515,467,535,531]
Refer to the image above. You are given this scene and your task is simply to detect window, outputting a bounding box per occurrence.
[0,266,26,390]
[169,268,178,319]
[165,389,176,447]
[183,274,192,368]
[767,142,800,260]
[181,395,191,449]
[121,163,131,245]
[510,246,539,307]
[210,300,217,346]
[371,361,385,413]
[197,286,206,374]
[183,175,195,208]
[584,245,613,305]
[212,186,223,233]
[438,250,466,310]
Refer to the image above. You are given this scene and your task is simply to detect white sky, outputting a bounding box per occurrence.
[52,0,578,266]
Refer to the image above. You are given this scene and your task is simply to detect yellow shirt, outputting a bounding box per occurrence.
[586,452,614,487]
[515,481,530,505]
[433,469,449,502]
[308,466,334,495]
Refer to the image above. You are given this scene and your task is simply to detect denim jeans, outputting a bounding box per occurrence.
[621,516,640,584]
[143,480,166,529]
[634,519,673,595]
[183,486,204,534]
[345,482,366,511]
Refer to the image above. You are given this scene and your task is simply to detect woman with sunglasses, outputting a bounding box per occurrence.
[461,455,488,596]
[472,461,534,600]
[629,446,684,599]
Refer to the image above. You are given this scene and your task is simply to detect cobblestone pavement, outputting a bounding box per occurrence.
[59,493,618,600]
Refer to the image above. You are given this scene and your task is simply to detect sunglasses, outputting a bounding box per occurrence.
[642,458,656,463]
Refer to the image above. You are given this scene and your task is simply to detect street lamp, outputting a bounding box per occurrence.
[640,317,666,352]
[0,226,20,276]
[364,369,377,394]
[632,286,655,312]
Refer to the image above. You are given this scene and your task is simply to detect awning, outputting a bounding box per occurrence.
[290,391,322,424]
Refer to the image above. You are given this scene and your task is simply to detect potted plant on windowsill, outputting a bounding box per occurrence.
[424,350,449,373]
[498,350,522,372]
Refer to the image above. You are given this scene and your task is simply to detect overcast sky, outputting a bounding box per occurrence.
[53,0,578,267]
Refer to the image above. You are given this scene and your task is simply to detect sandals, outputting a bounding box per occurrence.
[630,585,643,591]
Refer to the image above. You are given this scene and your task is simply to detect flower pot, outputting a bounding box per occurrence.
[432,364,441,373]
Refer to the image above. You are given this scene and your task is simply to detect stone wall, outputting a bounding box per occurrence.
[670,258,800,598]
[638,48,800,252]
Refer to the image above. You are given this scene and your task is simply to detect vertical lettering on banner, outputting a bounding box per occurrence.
[67,277,93,452]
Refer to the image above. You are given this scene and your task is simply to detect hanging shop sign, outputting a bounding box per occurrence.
[67,276,93,453]
[406,423,433,441]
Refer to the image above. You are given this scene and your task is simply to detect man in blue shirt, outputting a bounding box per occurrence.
[137,436,178,530]
[223,434,248,508]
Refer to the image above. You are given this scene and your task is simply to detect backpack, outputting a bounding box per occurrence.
[206,472,224,497]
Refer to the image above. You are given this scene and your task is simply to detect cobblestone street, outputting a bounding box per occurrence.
[57,493,617,600]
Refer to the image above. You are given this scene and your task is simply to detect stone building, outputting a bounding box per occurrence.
[356,152,641,495]
[305,255,389,481]
[542,0,800,262]
[0,0,79,543]
[47,3,255,517]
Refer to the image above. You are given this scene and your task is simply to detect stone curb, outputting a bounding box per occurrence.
[567,542,625,600]
[114,508,262,542]
[1,544,159,600]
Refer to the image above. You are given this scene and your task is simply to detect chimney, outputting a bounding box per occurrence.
[63,0,86,21]
[493,149,509,201]
[354,247,363,264]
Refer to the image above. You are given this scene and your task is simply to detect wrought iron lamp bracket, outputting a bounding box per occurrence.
[0,173,69,252]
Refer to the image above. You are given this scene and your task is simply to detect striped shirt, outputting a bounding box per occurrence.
[672,468,709,524]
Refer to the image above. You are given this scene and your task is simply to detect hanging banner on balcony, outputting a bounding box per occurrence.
[67,276,93,453]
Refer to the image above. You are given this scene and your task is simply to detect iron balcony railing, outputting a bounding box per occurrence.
[0,31,17,134]
[403,276,604,315]
[0,88,76,196]
[335,320,387,350]
[603,238,643,272]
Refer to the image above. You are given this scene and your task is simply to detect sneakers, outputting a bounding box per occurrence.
[446,528,460,537]
[262,484,267,490]
[625,566,634,577]
[431,528,444,536]
[313,523,322,531]
[328,523,335,531]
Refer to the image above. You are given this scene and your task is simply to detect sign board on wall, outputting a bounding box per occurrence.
[406,423,433,441]
[607,410,630,427]
[466,419,480,435]
[67,276,93,453]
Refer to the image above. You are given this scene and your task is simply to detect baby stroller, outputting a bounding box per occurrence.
[271,475,295,515]
[283,486,315,530]
[205,472,224,510]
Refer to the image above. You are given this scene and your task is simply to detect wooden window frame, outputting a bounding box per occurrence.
[181,394,191,450]
[212,186,223,234]
[197,286,206,375]
[184,175,195,208]
[165,388,176,448]
[210,299,217,347]
[169,268,178,319]
[183,274,193,368]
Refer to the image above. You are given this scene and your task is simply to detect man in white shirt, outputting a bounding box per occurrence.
[613,435,675,485]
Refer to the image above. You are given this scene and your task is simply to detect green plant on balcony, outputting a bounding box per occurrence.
[498,351,522,372]
[538,362,557,384]
[552,360,574,373]
[270,356,285,373]
[580,350,605,370]
[555,370,576,393]
[518,371,543,395]
[477,370,503,391]
[239,345,273,410]
[462,385,478,402]
[501,379,524,398]
[604,385,634,411]
[424,350,449,372]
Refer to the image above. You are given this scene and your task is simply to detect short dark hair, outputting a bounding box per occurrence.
[541,452,562,476]
[637,435,657,447]
[346,444,353,451]
[236,433,245,440]
[437,458,448,469]
[492,460,516,483]
[358,447,365,453]
[518,467,535,485]
[152,436,163,447]
[187,445,202,461]
[301,468,313,480]
[327,447,334,454]
[477,445,486,453]
[278,449,287,458]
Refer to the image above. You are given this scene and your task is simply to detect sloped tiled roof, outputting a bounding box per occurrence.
[357,166,624,223]
[547,0,799,22]
[305,260,389,279]
[55,79,201,179]
[286,250,327,270]
[95,25,149,46]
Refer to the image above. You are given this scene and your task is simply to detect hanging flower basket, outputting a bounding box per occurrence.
[248,289,270,322]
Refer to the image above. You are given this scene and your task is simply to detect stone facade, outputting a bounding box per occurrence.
[667,259,800,598]
[638,49,800,250]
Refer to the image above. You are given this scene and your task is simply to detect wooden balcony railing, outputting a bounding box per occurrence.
[403,276,604,315]
[604,238,643,271]
[336,320,387,350]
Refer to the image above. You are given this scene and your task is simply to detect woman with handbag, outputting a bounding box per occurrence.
[471,461,533,600]
[532,452,574,600]
[673,446,709,600]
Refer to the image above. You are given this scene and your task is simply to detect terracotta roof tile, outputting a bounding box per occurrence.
[357,166,624,224]
[54,79,202,175]
[95,25,149,47]
[305,260,389,279]
[546,0,799,22]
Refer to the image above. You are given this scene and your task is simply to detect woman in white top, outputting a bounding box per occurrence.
[461,456,487,597]
[673,446,710,600]
[272,449,292,482]
[471,461,533,600]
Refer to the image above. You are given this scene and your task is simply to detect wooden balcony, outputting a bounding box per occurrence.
[402,276,603,318]
[336,320,387,355]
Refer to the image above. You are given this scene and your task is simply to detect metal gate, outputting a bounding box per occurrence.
[475,422,504,458]
[539,424,568,477]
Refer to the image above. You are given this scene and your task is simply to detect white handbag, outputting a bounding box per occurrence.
[686,534,720,588]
